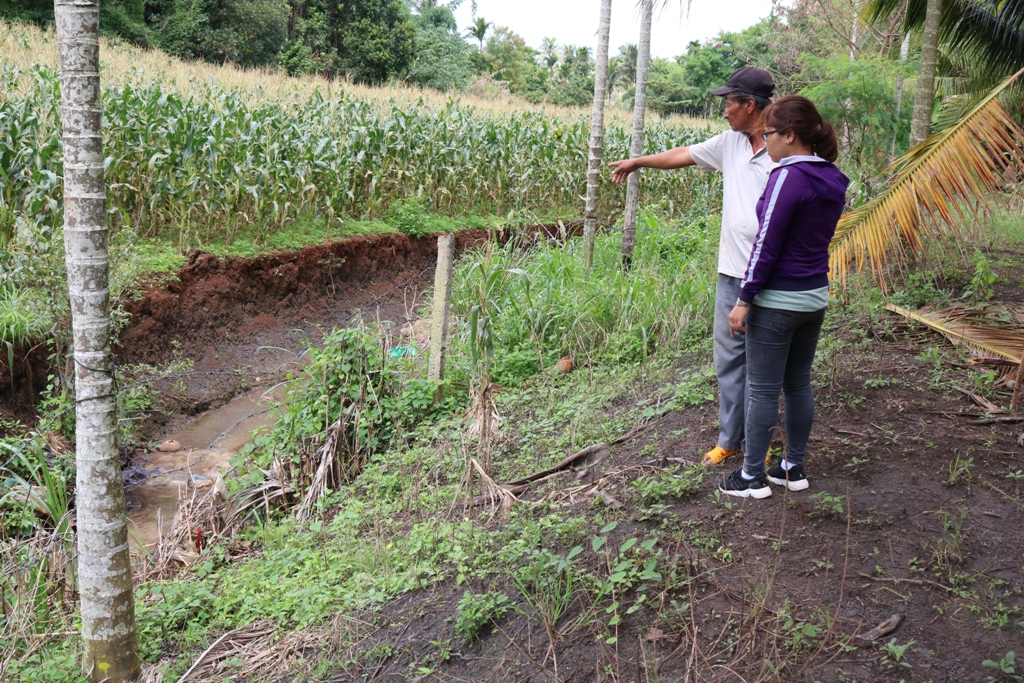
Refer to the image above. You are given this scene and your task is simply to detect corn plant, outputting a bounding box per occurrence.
[1,62,721,253]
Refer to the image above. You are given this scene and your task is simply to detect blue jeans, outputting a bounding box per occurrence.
[743,305,826,478]
[713,275,746,451]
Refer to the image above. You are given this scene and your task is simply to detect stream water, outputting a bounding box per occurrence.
[126,385,285,551]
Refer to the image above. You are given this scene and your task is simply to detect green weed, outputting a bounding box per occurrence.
[808,492,845,519]
[983,651,1022,681]
[879,637,915,669]
[632,465,707,504]
[455,591,512,643]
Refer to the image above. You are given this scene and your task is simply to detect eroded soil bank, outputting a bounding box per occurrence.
[118,229,497,436]
[118,229,500,548]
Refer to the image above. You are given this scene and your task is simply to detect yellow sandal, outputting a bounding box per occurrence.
[701,446,741,466]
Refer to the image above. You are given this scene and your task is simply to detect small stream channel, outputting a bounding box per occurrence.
[115,227,557,552]
[126,385,285,551]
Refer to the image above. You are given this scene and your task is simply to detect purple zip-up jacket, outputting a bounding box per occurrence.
[738,156,850,304]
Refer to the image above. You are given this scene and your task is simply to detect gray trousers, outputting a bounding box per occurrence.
[743,306,825,477]
[713,274,746,451]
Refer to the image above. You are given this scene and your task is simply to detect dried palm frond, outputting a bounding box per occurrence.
[139,480,229,581]
[886,303,1024,363]
[455,457,517,517]
[175,620,277,683]
[224,458,294,529]
[465,381,501,474]
[294,410,362,522]
[830,68,1024,287]
[465,382,501,438]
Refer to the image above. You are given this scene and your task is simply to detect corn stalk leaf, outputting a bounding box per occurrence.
[886,303,1024,363]
[830,67,1024,286]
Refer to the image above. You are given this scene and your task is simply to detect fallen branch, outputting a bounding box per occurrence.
[952,386,1006,414]
[461,423,657,509]
[964,416,1024,425]
[506,443,610,487]
[855,613,903,643]
[856,572,953,593]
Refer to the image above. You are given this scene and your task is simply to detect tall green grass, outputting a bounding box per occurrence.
[450,213,718,385]
[0,286,50,354]
[0,63,721,253]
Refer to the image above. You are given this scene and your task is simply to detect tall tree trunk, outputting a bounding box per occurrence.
[620,0,653,268]
[582,0,613,269]
[890,31,911,160]
[849,17,858,60]
[54,1,140,680]
[910,0,942,146]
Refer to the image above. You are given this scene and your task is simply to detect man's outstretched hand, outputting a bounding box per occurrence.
[608,158,640,184]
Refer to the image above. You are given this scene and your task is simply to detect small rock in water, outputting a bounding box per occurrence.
[158,439,181,453]
[189,474,213,489]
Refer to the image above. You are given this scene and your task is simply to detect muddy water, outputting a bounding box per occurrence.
[126,384,286,551]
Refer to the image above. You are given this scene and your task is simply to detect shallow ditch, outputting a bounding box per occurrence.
[115,225,583,549]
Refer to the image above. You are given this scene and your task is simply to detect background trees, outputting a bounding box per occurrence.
[154,0,289,69]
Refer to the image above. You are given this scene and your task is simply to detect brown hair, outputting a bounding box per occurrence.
[761,95,839,163]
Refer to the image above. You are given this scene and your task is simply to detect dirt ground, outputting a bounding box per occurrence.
[328,331,1023,682]
[239,248,1021,682]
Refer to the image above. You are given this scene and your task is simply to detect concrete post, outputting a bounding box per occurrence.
[428,234,455,389]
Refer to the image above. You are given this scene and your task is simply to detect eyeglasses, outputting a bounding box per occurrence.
[761,130,781,141]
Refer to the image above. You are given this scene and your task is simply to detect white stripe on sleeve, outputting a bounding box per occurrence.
[741,168,789,290]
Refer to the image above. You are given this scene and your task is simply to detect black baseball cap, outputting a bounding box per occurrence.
[710,66,775,100]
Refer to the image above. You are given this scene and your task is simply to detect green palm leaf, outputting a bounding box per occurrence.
[829,67,1024,285]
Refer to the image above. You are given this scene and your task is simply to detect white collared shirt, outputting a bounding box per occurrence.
[688,130,777,278]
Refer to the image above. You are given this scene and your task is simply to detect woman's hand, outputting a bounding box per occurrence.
[728,304,749,337]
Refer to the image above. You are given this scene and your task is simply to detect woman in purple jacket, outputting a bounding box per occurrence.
[719,95,849,499]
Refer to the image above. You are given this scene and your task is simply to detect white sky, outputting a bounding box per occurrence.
[452,0,777,61]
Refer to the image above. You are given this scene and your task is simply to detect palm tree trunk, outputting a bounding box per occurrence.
[621,0,653,268]
[54,1,140,680]
[910,0,942,146]
[582,0,613,269]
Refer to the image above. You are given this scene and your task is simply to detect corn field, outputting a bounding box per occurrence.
[1,60,722,250]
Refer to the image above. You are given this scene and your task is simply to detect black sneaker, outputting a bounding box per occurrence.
[766,463,809,491]
[719,467,772,499]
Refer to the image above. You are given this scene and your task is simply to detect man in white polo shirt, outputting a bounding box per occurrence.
[609,67,776,467]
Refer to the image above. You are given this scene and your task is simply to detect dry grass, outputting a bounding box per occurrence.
[0,21,713,130]
[0,524,76,681]
[133,480,230,582]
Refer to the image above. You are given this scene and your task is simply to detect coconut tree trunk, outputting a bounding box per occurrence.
[620,0,653,268]
[910,0,942,146]
[582,0,613,269]
[54,1,140,680]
